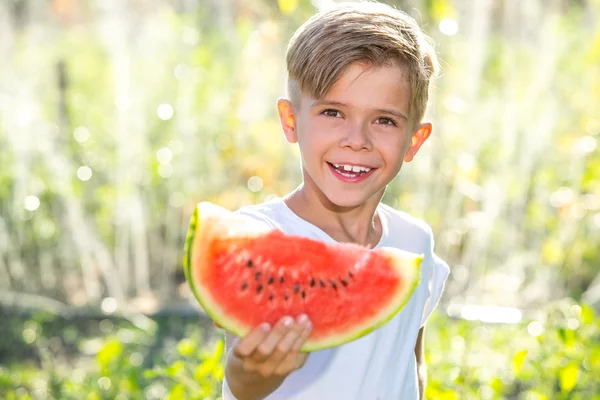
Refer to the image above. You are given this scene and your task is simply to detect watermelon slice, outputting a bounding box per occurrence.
[183,202,422,351]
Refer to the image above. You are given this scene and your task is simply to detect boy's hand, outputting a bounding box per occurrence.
[231,314,312,378]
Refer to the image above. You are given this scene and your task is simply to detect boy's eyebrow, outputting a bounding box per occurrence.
[312,100,408,120]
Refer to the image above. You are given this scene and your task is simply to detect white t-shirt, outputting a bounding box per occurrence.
[222,198,450,400]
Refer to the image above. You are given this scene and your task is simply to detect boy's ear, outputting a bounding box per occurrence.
[404,122,432,162]
[277,98,298,143]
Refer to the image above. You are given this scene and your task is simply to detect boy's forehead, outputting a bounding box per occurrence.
[303,62,410,112]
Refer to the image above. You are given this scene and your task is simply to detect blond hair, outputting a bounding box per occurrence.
[286,1,438,128]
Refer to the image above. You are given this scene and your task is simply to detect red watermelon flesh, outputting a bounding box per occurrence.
[184,202,422,351]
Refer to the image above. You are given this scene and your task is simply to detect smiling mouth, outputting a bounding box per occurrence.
[327,162,376,177]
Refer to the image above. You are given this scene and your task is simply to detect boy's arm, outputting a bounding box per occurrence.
[414,326,427,400]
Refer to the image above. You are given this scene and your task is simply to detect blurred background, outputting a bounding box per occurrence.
[0,0,599,399]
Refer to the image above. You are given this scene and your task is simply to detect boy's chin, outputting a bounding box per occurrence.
[321,192,374,210]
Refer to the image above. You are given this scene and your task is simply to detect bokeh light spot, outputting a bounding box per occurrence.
[157,104,174,121]
[73,127,90,143]
[567,318,580,330]
[77,166,93,181]
[101,297,117,314]
[439,18,459,36]
[247,176,264,192]
[130,352,144,367]
[575,135,597,154]
[24,195,40,211]
[169,192,186,208]
[156,147,173,164]
[22,328,37,344]
[98,377,111,390]
[527,321,543,336]
[99,319,114,333]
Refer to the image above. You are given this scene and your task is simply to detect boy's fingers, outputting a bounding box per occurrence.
[252,316,294,362]
[234,323,271,358]
[275,319,307,355]
[274,317,312,375]
[292,317,312,352]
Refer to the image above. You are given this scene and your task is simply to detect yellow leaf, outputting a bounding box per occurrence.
[541,239,563,264]
[512,350,527,376]
[278,0,298,15]
[167,384,186,400]
[176,338,196,357]
[96,339,123,368]
[559,364,579,393]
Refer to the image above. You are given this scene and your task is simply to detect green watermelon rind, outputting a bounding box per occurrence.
[184,203,271,338]
[183,202,423,352]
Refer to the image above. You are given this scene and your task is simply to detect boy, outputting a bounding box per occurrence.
[222,2,450,399]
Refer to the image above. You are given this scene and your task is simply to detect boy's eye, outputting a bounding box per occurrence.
[376,117,397,126]
[322,109,342,118]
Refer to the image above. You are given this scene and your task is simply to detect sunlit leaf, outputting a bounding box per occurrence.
[166,360,185,377]
[278,0,298,15]
[559,363,579,393]
[581,304,595,325]
[524,390,548,400]
[176,338,196,357]
[542,239,564,264]
[194,360,212,380]
[512,350,527,376]
[167,383,186,400]
[96,339,123,369]
[429,0,456,21]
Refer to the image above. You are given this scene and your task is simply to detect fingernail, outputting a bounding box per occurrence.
[283,316,293,327]
[297,314,308,324]
[304,321,312,331]
[261,323,271,332]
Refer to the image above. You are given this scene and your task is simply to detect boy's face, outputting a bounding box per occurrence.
[277,62,431,209]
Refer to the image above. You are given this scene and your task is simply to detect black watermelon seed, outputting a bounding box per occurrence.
[330,281,337,290]
[255,271,261,281]
[320,280,326,287]
[257,285,263,293]
[294,284,300,294]
[348,271,354,278]
[241,282,248,291]
[247,260,253,267]
[310,278,316,287]
[284,294,289,301]
[301,290,306,299]
[268,277,274,285]
[341,279,348,287]
[268,294,274,301]
[280,276,285,284]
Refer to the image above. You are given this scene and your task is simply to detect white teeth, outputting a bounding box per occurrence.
[332,163,372,173]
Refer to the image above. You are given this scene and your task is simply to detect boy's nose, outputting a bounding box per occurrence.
[339,124,372,151]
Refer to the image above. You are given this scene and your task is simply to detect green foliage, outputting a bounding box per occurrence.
[0,311,225,400]
[1,300,599,399]
[425,300,600,400]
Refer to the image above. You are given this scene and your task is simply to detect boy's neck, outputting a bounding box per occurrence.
[283,183,383,248]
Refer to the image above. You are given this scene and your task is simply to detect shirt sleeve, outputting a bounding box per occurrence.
[420,229,450,327]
